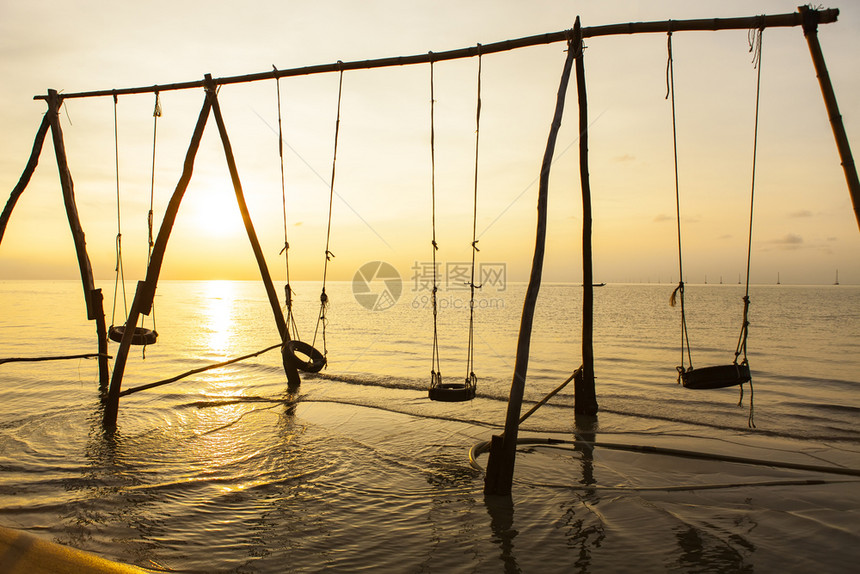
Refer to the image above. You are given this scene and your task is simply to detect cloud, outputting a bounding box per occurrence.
[788,209,813,218]
[614,153,635,163]
[777,233,803,244]
[653,214,672,223]
[768,233,804,250]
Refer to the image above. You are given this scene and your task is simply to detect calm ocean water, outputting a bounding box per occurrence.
[1,279,859,572]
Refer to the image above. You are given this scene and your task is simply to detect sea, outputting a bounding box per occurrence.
[1,279,858,573]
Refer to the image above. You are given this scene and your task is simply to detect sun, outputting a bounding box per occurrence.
[185,182,246,239]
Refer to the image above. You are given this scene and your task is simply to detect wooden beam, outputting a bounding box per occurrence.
[575,20,599,417]
[45,90,111,391]
[91,287,110,393]
[103,92,212,428]
[119,343,282,397]
[800,6,860,230]
[33,10,838,102]
[0,113,50,244]
[205,75,301,388]
[483,22,577,497]
[47,90,98,319]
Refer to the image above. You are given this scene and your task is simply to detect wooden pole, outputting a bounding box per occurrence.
[204,75,301,389]
[47,90,97,319]
[799,6,860,231]
[45,90,110,390]
[91,287,110,393]
[103,91,213,428]
[32,10,838,102]
[0,114,50,244]
[0,353,110,365]
[119,343,282,397]
[483,26,577,497]
[574,22,599,416]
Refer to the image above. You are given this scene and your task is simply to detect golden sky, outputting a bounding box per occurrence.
[1,1,858,285]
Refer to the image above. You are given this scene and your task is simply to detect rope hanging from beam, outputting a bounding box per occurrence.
[273,66,301,344]
[428,53,443,391]
[464,46,483,392]
[309,64,346,372]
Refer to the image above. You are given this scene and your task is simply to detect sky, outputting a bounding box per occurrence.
[1,0,858,286]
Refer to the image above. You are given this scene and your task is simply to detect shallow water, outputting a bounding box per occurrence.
[1,280,859,572]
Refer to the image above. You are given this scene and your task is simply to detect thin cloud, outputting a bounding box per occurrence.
[789,209,813,218]
[768,233,804,250]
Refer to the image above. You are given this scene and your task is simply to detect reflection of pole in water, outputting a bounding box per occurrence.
[484,495,519,573]
[575,413,597,487]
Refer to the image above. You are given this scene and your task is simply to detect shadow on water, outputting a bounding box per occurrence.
[485,495,519,574]
[673,524,755,573]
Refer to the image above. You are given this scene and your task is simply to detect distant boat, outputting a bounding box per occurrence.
[593,282,606,287]
[777,272,781,285]
[834,270,839,285]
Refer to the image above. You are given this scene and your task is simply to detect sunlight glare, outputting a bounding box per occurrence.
[203,280,238,354]
[189,183,246,239]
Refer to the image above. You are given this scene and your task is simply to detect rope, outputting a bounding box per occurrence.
[734,25,765,428]
[146,91,161,336]
[273,67,301,343]
[111,93,128,327]
[429,54,443,389]
[464,46,483,388]
[311,64,344,362]
[666,32,692,375]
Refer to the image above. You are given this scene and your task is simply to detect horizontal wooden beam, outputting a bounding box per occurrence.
[34,8,838,102]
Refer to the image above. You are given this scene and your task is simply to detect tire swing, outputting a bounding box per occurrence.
[427,49,483,402]
[665,28,763,425]
[107,92,159,349]
[273,66,342,374]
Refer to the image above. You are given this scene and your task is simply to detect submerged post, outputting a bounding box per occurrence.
[484,24,577,497]
[574,20,599,416]
[799,6,860,231]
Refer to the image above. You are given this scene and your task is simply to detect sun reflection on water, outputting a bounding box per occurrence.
[202,280,238,356]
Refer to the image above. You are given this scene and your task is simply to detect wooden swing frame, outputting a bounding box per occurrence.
[0,10,854,482]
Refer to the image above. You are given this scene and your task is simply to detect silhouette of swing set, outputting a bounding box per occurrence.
[1,8,857,497]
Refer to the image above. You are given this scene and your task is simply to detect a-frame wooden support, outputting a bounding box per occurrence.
[483,20,579,497]
[0,94,111,391]
[103,76,301,427]
[0,80,301,428]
